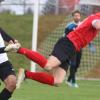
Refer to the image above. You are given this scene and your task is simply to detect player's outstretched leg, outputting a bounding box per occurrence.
[17,48,47,68]
[5,44,48,68]
[16,66,66,88]
[16,68,54,89]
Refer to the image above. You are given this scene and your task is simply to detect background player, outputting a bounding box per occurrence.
[64,10,82,88]
[64,10,96,88]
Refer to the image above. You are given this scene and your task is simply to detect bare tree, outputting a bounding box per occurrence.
[25,7,33,14]
[0,0,4,9]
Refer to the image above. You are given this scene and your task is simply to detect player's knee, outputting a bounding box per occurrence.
[54,78,63,86]
[8,80,16,89]
[5,77,17,91]
[44,65,53,71]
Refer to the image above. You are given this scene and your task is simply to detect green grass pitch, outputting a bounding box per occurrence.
[1,80,100,100]
[0,13,100,100]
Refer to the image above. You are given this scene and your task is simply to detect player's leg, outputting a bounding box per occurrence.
[67,63,76,83]
[69,58,76,84]
[17,47,48,68]
[67,50,82,88]
[16,68,54,88]
[16,55,61,88]
[66,53,79,88]
[16,37,75,88]
[26,65,67,86]
[6,37,75,71]
[75,50,82,72]
[26,61,68,86]
[6,37,75,70]
[16,65,66,88]
[17,42,67,87]
[1,75,17,100]
[66,51,82,88]
[50,66,66,85]
[17,48,61,70]
[5,43,60,69]
[0,61,16,100]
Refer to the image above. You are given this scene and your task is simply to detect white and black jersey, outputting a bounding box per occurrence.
[0,28,14,64]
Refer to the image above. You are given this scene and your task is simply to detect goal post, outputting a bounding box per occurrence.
[31,0,39,72]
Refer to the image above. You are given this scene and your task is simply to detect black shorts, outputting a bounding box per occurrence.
[51,37,76,71]
[0,61,16,81]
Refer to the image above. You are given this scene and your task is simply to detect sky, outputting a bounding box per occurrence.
[2,0,47,4]
[1,0,47,15]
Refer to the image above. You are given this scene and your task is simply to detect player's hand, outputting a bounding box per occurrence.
[88,43,96,53]
[9,40,19,44]
[9,40,14,44]
[14,40,19,43]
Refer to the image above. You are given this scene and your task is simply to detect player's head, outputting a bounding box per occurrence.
[72,10,81,23]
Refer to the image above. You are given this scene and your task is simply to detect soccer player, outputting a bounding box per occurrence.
[65,11,96,88]
[7,12,100,88]
[64,10,82,88]
[0,28,20,100]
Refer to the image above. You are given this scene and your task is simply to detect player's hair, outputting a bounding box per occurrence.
[72,10,81,16]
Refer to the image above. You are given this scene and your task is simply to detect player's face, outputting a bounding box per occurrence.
[73,13,81,23]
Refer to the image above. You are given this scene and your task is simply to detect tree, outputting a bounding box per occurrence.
[0,0,4,2]
[25,7,33,14]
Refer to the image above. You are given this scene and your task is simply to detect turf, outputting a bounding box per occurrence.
[1,80,99,100]
[0,13,100,100]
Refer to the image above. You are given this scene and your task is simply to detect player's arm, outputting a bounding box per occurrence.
[0,47,6,53]
[0,28,15,42]
[64,23,77,36]
[92,20,100,30]
[64,27,70,35]
[0,28,18,43]
[88,42,96,53]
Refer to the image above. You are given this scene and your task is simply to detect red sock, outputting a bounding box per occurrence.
[17,48,47,68]
[25,71,54,86]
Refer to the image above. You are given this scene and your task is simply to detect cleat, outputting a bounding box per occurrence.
[16,68,25,89]
[71,83,79,88]
[5,43,21,52]
[66,81,79,88]
[65,81,72,87]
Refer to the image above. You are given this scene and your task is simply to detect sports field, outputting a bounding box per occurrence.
[0,13,100,100]
[1,80,99,100]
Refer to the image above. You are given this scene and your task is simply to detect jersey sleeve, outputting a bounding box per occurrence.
[0,47,5,53]
[0,28,14,42]
[64,23,77,36]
